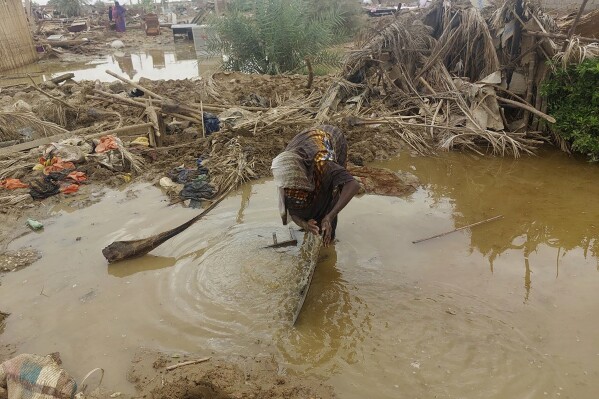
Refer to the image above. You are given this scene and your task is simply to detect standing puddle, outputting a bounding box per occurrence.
[1,150,599,398]
[1,45,220,86]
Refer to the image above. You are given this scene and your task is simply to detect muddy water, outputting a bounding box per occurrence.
[2,150,599,398]
[0,46,220,86]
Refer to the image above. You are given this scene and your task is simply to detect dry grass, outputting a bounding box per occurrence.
[553,40,599,69]
[0,111,67,141]
[204,138,257,193]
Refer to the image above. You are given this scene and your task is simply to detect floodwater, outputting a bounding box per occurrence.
[1,149,599,398]
[0,45,219,86]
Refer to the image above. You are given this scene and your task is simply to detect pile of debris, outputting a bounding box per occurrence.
[316,0,598,156]
[1,0,597,213]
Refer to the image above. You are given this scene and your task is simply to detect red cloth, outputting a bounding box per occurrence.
[43,157,75,175]
[95,135,119,153]
[66,171,87,183]
[0,179,28,189]
[61,184,79,194]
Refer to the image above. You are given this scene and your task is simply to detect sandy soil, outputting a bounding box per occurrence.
[125,349,334,399]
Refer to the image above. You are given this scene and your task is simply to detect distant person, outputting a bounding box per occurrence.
[114,1,126,32]
[108,5,113,22]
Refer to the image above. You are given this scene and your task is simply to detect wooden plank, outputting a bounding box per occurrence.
[0,123,153,156]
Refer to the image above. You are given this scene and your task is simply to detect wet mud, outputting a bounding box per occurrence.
[0,149,598,398]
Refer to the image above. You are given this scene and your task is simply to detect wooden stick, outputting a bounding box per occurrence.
[199,99,206,138]
[561,0,589,52]
[105,69,165,100]
[523,31,597,44]
[27,75,75,109]
[166,357,211,371]
[412,215,504,244]
[419,77,437,95]
[92,89,146,108]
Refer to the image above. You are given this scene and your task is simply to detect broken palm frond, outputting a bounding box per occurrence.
[204,138,256,194]
[425,2,500,82]
[0,112,68,142]
[0,153,37,179]
[33,101,67,128]
[312,0,564,157]
[343,15,434,80]
[553,39,599,69]
[115,137,144,175]
[490,0,559,34]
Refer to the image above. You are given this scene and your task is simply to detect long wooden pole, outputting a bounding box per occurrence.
[561,0,589,52]
[412,215,503,244]
[105,69,165,100]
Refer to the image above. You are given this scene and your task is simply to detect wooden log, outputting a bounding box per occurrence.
[50,73,75,84]
[105,69,165,100]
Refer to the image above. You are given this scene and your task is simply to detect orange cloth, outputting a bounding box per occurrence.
[95,135,119,153]
[0,178,28,189]
[61,184,79,194]
[66,171,87,183]
[43,157,75,175]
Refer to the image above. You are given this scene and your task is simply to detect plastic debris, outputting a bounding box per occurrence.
[130,137,150,147]
[26,218,44,230]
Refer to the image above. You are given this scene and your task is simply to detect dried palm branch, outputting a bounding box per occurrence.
[490,0,559,33]
[204,138,257,193]
[0,111,67,142]
[553,39,599,69]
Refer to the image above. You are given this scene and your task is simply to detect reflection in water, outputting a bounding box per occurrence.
[277,245,371,371]
[2,169,599,398]
[376,150,599,301]
[108,255,177,278]
[1,46,220,86]
[113,52,136,79]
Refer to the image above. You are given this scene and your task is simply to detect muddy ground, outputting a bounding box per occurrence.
[0,49,404,398]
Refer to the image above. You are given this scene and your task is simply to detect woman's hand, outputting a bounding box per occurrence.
[321,215,333,247]
[305,219,320,235]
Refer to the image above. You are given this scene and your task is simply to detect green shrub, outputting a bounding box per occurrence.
[48,0,86,17]
[541,58,599,161]
[208,0,346,75]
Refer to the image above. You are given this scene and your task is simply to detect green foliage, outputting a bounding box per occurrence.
[140,0,154,12]
[306,0,366,39]
[208,0,347,75]
[541,58,599,161]
[48,0,86,16]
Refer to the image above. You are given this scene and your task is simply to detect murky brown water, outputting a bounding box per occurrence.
[0,45,220,86]
[2,150,599,398]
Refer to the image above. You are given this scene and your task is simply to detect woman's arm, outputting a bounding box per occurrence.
[321,179,360,246]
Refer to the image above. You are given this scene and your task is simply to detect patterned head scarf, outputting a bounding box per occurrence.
[271,151,314,191]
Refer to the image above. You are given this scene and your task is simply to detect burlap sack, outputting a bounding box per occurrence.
[0,354,77,399]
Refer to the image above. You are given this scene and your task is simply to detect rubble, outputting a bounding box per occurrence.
[0,0,596,213]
